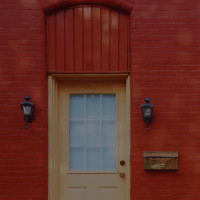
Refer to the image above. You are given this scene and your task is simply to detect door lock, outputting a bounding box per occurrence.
[119,173,125,179]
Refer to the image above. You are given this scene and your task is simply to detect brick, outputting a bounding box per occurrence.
[0,0,47,199]
[130,0,200,199]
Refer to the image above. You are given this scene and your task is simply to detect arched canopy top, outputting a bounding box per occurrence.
[43,0,133,14]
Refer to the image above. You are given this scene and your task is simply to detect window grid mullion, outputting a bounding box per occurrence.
[100,94,102,170]
[83,94,87,170]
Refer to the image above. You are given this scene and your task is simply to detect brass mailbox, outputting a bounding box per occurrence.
[143,151,178,170]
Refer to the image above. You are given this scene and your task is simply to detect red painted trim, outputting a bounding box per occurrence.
[47,71,130,74]
[43,0,133,14]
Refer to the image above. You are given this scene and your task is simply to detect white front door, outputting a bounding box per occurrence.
[48,76,130,200]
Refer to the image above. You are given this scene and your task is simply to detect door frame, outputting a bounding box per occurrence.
[48,74,130,200]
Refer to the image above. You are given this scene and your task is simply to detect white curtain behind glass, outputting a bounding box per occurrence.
[69,94,116,171]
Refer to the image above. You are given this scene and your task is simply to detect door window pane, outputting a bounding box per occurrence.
[70,147,84,170]
[69,94,116,171]
[102,147,116,170]
[102,120,116,146]
[86,147,100,170]
[70,95,84,119]
[102,95,116,119]
[86,94,100,119]
[70,121,84,145]
[86,121,100,146]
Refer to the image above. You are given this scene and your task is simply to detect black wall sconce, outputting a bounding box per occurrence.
[141,97,154,131]
[21,96,34,129]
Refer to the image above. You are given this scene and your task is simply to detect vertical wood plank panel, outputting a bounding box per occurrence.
[83,7,92,71]
[47,7,129,73]
[101,9,110,72]
[65,9,74,72]
[47,14,56,71]
[92,7,101,71]
[119,13,128,71]
[56,11,65,71]
[110,11,119,71]
[74,7,83,72]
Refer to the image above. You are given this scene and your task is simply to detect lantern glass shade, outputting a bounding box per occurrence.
[143,107,152,118]
[22,105,32,115]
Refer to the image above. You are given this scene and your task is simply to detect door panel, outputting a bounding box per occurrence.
[49,77,129,200]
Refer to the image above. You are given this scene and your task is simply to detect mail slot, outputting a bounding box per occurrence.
[143,151,178,170]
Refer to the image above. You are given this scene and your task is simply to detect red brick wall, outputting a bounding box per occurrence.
[130,0,200,199]
[0,0,47,200]
[1,0,200,200]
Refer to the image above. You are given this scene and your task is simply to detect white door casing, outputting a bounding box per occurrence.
[48,74,130,200]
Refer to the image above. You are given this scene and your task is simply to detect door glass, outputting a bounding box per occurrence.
[69,94,116,171]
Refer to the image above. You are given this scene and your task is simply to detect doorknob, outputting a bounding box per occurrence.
[120,160,125,166]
